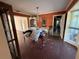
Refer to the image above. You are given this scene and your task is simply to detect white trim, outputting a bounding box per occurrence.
[64,39,79,47]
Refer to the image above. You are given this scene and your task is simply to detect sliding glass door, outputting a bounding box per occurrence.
[64,10,79,43]
[68,11,79,42]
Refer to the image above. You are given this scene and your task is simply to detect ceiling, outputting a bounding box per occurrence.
[0,0,71,15]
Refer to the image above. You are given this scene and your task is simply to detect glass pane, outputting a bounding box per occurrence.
[69,29,79,41]
[9,41,16,58]
[13,41,18,56]
[77,16,79,27]
[70,11,79,28]
[70,16,77,27]
[2,13,12,40]
[72,11,79,16]
[68,11,79,41]
[8,14,14,39]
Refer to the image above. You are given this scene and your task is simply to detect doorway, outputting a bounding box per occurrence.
[53,15,62,36]
[0,2,21,59]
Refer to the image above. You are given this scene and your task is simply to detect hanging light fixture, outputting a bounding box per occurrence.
[36,7,39,20]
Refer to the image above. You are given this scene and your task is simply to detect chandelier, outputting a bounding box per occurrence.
[36,7,39,20]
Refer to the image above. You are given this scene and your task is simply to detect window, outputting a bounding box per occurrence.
[69,10,79,41]
[70,11,79,28]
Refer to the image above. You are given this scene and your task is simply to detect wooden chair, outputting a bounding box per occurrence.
[23,30,32,42]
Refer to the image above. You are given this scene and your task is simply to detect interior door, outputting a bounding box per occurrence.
[0,2,21,59]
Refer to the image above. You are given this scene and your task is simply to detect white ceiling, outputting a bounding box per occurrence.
[0,0,71,15]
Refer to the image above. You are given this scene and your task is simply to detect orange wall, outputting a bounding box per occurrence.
[37,11,66,29]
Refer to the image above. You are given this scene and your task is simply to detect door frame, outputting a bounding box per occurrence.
[52,14,63,28]
[63,13,67,39]
[0,1,21,59]
[52,14,62,35]
[52,13,67,39]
